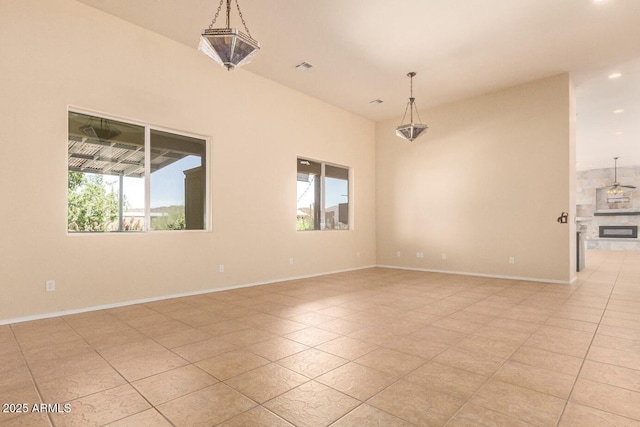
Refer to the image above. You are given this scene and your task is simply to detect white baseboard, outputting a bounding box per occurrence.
[0,265,377,326]
[376,264,574,285]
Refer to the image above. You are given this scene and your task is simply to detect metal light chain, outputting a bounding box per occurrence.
[207,0,224,29]
[207,0,253,37]
[235,0,253,38]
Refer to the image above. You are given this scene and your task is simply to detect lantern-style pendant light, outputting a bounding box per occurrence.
[199,0,260,70]
[396,72,428,141]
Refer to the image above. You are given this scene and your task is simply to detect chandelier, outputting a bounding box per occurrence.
[396,72,428,142]
[199,0,260,70]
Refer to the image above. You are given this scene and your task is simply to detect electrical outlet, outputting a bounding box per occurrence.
[219,264,225,273]
[396,251,401,257]
[509,256,515,264]
[356,251,361,258]
[289,257,294,265]
[416,252,424,259]
[45,280,55,292]
[441,253,447,260]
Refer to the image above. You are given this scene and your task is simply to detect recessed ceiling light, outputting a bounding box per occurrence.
[370,99,383,104]
[615,131,624,135]
[608,72,622,79]
[295,62,313,71]
[613,109,625,114]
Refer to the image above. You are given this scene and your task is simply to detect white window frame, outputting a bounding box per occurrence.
[67,107,211,233]
[297,156,351,231]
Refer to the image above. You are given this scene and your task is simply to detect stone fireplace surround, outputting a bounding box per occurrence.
[577,165,640,251]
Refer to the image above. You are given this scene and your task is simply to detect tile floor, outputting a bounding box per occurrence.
[1,249,640,426]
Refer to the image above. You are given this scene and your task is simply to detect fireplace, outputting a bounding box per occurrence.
[599,225,638,238]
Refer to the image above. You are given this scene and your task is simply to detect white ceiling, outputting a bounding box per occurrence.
[75,0,640,170]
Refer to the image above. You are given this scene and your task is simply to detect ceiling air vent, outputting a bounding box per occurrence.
[295,62,313,71]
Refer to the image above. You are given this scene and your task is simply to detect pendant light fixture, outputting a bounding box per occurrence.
[607,156,636,195]
[199,0,260,71]
[396,72,428,142]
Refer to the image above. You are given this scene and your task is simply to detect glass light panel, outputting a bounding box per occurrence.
[200,29,259,70]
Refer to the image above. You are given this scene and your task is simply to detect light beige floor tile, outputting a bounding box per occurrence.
[315,362,396,401]
[153,327,212,349]
[348,326,405,346]
[218,406,294,427]
[0,412,51,427]
[50,384,150,427]
[597,324,640,341]
[84,328,148,351]
[600,316,640,330]
[570,378,640,421]
[131,364,217,405]
[22,336,94,364]
[172,337,237,362]
[498,308,549,324]
[545,316,598,333]
[37,364,127,403]
[128,315,192,338]
[236,312,282,328]
[318,318,369,335]
[0,364,33,392]
[470,379,565,427]
[0,385,41,424]
[277,348,348,378]
[524,331,592,358]
[264,381,360,427]
[587,345,640,370]
[432,317,485,334]
[355,347,425,378]
[195,349,269,380]
[405,361,488,400]
[197,319,251,336]
[411,325,468,345]
[446,403,535,427]
[455,334,521,359]
[331,404,415,427]
[105,409,173,426]
[225,363,309,403]
[493,360,575,399]
[246,337,309,361]
[103,346,189,382]
[434,347,504,377]
[165,307,227,327]
[580,359,640,392]
[7,254,640,426]
[473,325,532,344]
[218,327,277,347]
[284,326,340,346]
[368,379,465,426]
[157,383,256,426]
[559,402,639,427]
[382,334,449,359]
[316,336,378,360]
[28,350,110,383]
[488,318,542,334]
[510,346,584,376]
[592,333,640,351]
[256,319,308,335]
[289,311,337,326]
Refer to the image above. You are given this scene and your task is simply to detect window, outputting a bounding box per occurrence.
[297,158,349,230]
[68,111,207,232]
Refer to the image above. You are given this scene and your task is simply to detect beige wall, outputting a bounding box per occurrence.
[0,0,376,322]
[376,74,576,283]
